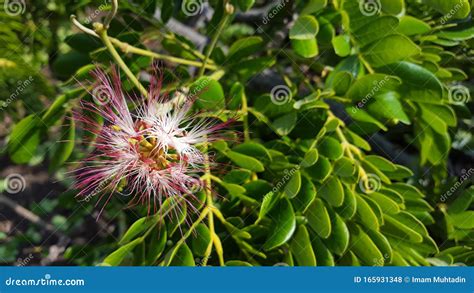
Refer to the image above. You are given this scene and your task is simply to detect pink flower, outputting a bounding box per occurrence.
[74,67,230,216]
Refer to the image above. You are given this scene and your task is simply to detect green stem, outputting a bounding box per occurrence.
[110,38,218,70]
[162,207,210,266]
[202,137,225,266]
[95,25,148,97]
[331,112,368,188]
[163,33,211,62]
[198,4,233,77]
[358,54,375,74]
[242,89,250,141]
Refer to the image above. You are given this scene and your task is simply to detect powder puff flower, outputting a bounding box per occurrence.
[74,67,230,216]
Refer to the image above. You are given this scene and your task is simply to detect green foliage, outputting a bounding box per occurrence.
[2,0,473,267]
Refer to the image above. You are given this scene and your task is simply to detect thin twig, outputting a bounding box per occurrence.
[0,194,66,238]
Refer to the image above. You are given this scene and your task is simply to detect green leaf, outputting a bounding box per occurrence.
[334,157,357,177]
[365,155,397,172]
[236,0,255,12]
[232,142,272,163]
[225,260,253,266]
[332,35,351,57]
[346,74,401,102]
[258,192,279,223]
[312,236,335,266]
[272,112,297,136]
[437,26,474,41]
[8,114,42,164]
[353,16,399,47]
[169,243,195,266]
[306,198,331,238]
[449,187,473,214]
[49,114,75,171]
[52,50,91,79]
[306,155,332,181]
[145,226,167,265]
[382,215,424,243]
[227,36,263,63]
[355,194,379,230]
[290,225,317,266]
[324,212,350,256]
[370,192,400,214]
[362,35,421,67]
[301,0,327,15]
[232,56,276,80]
[190,77,225,109]
[330,71,353,96]
[223,169,252,185]
[161,0,174,23]
[378,61,443,103]
[380,0,404,14]
[103,237,143,266]
[341,0,379,32]
[223,182,252,202]
[347,108,387,131]
[119,217,150,245]
[318,137,343,160]
[191,224,211,257]
[284,170,302,198]
[450,211,474,229]
[244,180,272,200]
[290,15,319,58]
[367,91,410,124]
[226,151,265,172]
[338,251,360,266]
[319,176,344,207]
[419,105,448,134]
[348,224,384,266]
[336,185,357,219]
[291,176,317,212]
[397,16,431,36]
[366,229,392,264]
[301,148,319,167]
[423,0,471,19]
[346,129,371,151]
[167,201,187,236]
[263,197,296,250]
[65,33,102,53]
